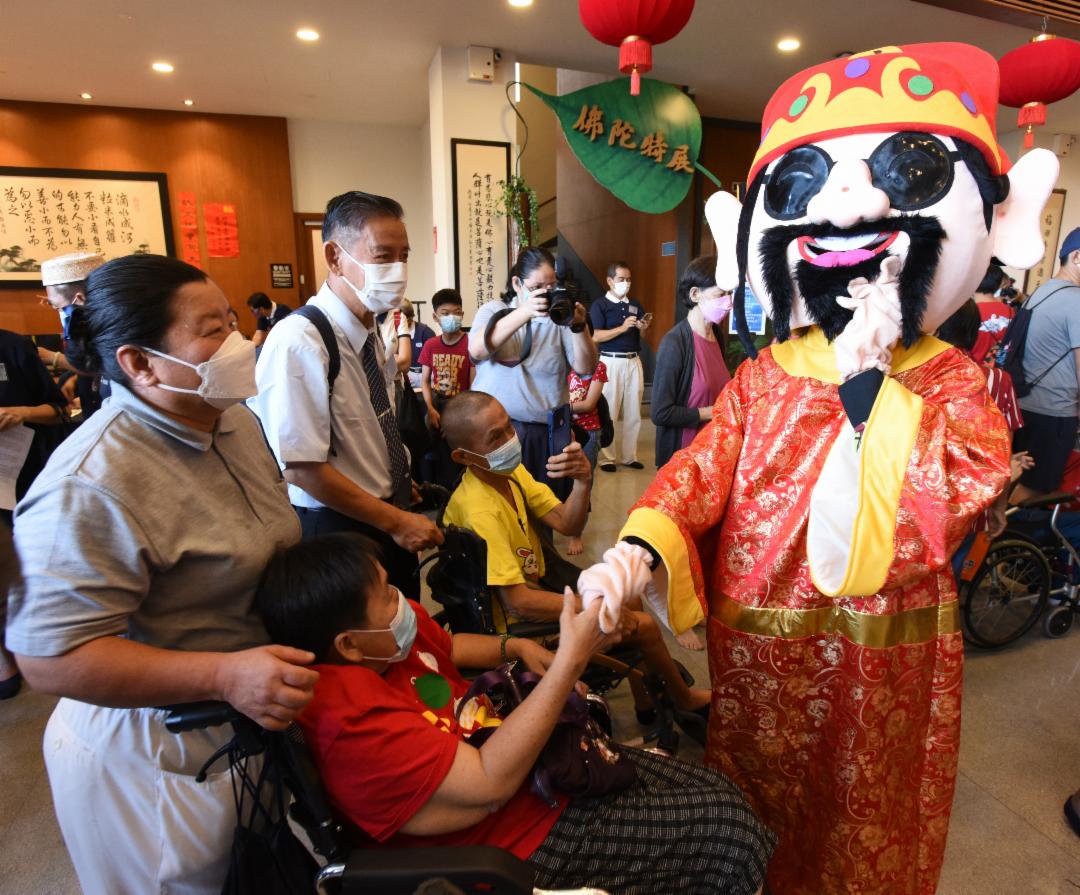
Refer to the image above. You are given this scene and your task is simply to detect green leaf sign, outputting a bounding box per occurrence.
[527,77,704,214]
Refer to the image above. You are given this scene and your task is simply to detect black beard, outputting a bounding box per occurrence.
[758,216,946,346]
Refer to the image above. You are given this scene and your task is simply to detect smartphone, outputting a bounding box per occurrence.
[641,312,654,327]
[547,404,573,458]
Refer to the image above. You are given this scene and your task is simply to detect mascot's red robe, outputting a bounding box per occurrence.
[622,328,1009,893]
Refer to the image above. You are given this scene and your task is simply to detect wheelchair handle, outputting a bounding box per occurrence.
[161,700,240,733]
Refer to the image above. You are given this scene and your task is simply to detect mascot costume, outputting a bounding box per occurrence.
[585,43,1059,893]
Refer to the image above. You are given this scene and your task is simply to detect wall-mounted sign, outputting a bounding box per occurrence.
[204,202,239,258]
[451,139,511,325]
[527,76,704,214]
[1024,188,1067,295]
[0,167,174,287]
[270,262,294,289]
[729,288,767,336]
[660,240,677,257]
[178,190,202,269]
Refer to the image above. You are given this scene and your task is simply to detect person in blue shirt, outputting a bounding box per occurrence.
[589,261,650,472]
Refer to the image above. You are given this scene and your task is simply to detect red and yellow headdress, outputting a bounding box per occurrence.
[748,42,1009,184]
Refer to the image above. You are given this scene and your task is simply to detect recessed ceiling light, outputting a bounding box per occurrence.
[184,99,194,106]
[777,38,800,53]
[80,92,92,100]
[296,28,319,41]
[508,0,533,7]
[151,61,174,73]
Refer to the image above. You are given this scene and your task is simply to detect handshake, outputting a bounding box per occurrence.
[576,541,657,633]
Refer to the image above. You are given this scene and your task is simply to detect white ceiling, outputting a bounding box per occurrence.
[4,0,1080,138]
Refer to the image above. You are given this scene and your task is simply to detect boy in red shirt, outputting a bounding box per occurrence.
[419,289,475,486]
[566,357,608,555]
[256,532,773,893]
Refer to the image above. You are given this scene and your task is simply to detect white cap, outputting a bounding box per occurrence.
[40,251,106,287]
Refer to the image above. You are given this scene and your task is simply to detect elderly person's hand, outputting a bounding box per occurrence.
[547,440,591,482]
[554,588,621,677]
[507,637,555,675]
[1010,451,1034,483]
[217,644,320,731]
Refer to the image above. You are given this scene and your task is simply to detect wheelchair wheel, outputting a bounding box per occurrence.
[961,539,1050,649]
[1043,605,1075,639]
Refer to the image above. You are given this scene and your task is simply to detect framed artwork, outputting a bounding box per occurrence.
[0,167,174,288]
[450,139,511,324]
[1024,188,1067,296]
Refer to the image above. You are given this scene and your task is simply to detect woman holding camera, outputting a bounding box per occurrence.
[469,247,597,499]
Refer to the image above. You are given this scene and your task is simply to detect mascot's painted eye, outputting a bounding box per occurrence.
[764,145,833,220]
[867,132,955,211]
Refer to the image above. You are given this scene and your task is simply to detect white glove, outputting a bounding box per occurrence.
[832,255,903,382]
[576,541,653,634]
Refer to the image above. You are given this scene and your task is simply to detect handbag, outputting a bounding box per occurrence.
[457,662,636,806]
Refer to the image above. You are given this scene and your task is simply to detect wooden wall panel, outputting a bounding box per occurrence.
[0,100,297,336]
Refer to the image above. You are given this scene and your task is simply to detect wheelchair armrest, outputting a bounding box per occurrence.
[161,700,239,733]
[321,845,534,895]
[1017,491,1075,510]
[507,621,559,640]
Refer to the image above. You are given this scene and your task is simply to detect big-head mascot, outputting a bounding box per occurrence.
[599,43,1058,893]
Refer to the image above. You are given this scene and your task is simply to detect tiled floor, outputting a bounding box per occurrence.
[2,419,1079,894]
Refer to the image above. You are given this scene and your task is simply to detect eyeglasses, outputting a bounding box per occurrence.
[762,132,962,221]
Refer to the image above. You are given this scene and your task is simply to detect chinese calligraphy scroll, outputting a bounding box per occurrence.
[0,167,173,286]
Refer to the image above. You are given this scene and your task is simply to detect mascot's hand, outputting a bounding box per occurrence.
[576,542,653,634]
[833,255,903,381]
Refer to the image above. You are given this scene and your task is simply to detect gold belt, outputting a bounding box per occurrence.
[711,596,960,648]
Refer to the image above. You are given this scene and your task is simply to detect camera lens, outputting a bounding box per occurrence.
[548,294,573,326]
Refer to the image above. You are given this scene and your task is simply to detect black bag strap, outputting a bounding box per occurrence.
[1029,346,1076,389]
[1025,284,1073,315]
[292,304,341,457]
[484,308,533,367]
[292,305,340,396]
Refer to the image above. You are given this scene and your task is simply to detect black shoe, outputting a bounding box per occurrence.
[624,461,645,470]
[599,463,617,473]
[0,672,22,700]
[635,706,658,726]
[1066,790,1080,839]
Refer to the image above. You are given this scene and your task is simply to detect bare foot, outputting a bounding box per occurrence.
[567,537,584,556]
[675,628,704,651]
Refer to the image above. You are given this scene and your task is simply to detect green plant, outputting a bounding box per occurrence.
[494,175,539,248]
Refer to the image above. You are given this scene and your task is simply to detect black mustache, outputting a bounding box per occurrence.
[761,215,947,246]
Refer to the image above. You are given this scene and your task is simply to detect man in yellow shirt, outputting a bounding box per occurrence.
[441,391,710,723]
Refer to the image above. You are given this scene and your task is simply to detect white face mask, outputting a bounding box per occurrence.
[145,330,257,409]
[334,243,408,314]
[612,281,631,298]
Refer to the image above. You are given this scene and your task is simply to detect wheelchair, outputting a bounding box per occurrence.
[957,493,1080,649]
[162,701,609,895]
[419,521,706,754]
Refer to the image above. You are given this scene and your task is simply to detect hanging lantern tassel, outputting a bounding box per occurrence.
[619,36,651,96]
[1019,101,1047,148]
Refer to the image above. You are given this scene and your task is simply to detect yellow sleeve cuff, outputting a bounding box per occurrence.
[620,506,705,634]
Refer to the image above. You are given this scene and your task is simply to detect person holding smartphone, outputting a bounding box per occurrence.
[469,247,597,500]
[590,261,649,473]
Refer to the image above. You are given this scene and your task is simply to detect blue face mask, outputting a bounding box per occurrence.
[349,589,417,663]
[438,314,463,334]
[59,305,75,340]
[464,433,522,476]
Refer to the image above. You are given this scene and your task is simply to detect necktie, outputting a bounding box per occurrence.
[361,333,411,508]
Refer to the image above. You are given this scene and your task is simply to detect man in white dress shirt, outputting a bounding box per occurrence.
[250,191,442,597]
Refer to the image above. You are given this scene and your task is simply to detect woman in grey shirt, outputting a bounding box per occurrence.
[5,255,317,894]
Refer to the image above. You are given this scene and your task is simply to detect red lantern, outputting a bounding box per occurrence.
[999,33,1080,149]
[579,0,696,95]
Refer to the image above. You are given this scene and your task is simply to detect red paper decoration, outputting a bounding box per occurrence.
[999,34,1080,148]
[578,0,695,95]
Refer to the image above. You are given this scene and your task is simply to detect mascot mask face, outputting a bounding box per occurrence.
[706,43,1059,352]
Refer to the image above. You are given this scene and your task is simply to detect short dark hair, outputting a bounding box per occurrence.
[256,533,383,660]
[936,298,981,353]
[678,255,718,309]
[432,288,463,311]
[975,265,1005,296]
[322,191,404,244]
[246,291,271,310]
[441,390,501,451]
[607,261,631,279]
[66,255,206,384]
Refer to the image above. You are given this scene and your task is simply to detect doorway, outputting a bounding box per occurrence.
[294,213,326,304]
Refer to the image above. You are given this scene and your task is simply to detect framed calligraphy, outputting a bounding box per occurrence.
[0,167,174,288]
[1024,188,1067,296]
[450,139,511,324]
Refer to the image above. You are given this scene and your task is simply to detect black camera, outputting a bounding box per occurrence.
[548,257,581,327]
